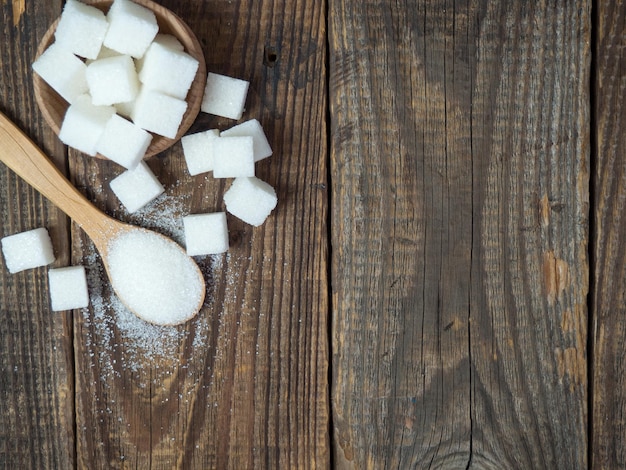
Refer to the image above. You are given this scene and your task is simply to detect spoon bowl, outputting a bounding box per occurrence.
[0,111,205,325]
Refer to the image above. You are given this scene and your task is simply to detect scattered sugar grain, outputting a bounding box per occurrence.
[81,235,209,371]
[127,192,187,244]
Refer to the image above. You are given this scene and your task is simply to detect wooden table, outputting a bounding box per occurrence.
[0,0,622,468]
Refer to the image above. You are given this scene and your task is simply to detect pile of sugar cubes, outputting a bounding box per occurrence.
[105,69,279,255]
[33,0,201,168]
[2,0,279,316]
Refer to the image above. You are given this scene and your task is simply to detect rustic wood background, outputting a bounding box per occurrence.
[0,0,621,468]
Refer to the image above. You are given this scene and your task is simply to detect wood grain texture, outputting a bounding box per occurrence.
[329,0,589,468]
[67,0,329,468]
[468,2,589,468]
[592,0,626,467]
[0,1,74,469]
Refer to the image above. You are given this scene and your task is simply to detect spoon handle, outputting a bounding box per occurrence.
[0,111,114,238]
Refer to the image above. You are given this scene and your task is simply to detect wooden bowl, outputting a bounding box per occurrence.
[33,0,206,159]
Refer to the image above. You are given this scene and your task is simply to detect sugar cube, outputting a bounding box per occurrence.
[104,0,159,58]
[181,129,219,176]
[139,42,199,99]
[183,212,229,256]
[223,177,278,226]
[54,0,109,60]
[85,45,121,67]
[1,228,55,274]
[153,33,184,52]
[59,95,115,156]
[201,72,249,120]
[213,136,255,178]
[131,88,187,138]
[109,161,165,213]
[96,114,152,169]
[95,46,120,60]
[86,55,140,105]
[114,97,135,119]
[221,119,273,162]
[48,266,89,311]
[135,33,185,74]
[32,43,88,104]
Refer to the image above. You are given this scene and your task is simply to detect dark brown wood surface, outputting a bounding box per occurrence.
[329,0,589,468]
[0,0,623,468]
[0,1,75,468]
[592,1,626,468]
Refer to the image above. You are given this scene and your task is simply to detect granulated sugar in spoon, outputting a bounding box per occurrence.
[0,111,205,325]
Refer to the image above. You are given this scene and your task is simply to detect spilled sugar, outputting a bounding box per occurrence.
[80,192,216,372]
[107,229,204,326]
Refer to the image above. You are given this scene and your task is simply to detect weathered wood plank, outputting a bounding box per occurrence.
[70,0,329,468]
[592,1,626,467]
[329,0,589,467]
[468,2,589,468]
[0,1,74,469]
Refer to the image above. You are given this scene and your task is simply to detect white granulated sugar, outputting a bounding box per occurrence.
[80,228,211,371]
[106,230,204,326]
[127,192,187,244]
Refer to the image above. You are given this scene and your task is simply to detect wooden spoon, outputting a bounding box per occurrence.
[0,111,205,325]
